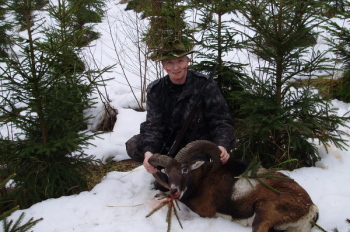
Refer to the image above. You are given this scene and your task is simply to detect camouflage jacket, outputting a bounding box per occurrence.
[140,70,234,156]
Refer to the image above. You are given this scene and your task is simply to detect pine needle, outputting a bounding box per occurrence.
[173,201,183,229]
[235,160,293,194]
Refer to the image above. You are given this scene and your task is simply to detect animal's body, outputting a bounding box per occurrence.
[180,159,318,232]
[149,140,319,232]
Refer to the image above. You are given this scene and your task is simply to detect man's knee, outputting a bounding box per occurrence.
[125,134,144,163]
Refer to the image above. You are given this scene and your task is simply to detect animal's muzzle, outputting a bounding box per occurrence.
[170,188,180,199]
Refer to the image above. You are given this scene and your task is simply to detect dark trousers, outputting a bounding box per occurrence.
[126,134,211,163]
[125,134,144,163]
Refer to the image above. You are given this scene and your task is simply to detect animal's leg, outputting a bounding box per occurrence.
[186,195,217,217]
[251,213,272,232]
[251,203,282,232]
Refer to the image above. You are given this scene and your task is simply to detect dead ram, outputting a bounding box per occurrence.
[149,140,319,232]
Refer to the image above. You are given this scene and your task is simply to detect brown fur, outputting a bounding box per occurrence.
[167,159,318,232]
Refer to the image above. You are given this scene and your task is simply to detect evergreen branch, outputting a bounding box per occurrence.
[1,212,43,232]
[172,201,183,229]
[166,202,172,232]
[146,194,183,232]
[257,179,280,194]
[270,159,298,169]
[0,206,19,222]
[235,160,293,194]
[145,201,168,218]
[174,200,181,211]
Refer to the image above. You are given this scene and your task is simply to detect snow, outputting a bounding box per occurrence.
[3,1,350,232]
[4,98,350,232]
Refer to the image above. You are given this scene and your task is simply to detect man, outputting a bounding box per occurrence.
[126,39,234,175]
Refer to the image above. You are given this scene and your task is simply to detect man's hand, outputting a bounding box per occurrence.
[218,146,229,164]
[143,151,158,174]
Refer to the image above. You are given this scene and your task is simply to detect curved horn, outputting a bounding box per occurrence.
[148,153,171,189]
[148,153,172,168]
[175,140,222,172]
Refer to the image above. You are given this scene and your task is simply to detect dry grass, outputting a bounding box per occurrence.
[108,159,141,172]
[291,77,340,99]
[87,159,141,190]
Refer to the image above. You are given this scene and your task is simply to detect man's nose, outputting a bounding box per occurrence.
[173,62,180,70]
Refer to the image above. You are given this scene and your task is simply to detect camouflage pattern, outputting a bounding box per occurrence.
[139,69,234,157]
[148,39,194,61]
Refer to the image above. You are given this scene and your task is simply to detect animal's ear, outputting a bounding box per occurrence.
[190,161,205,170]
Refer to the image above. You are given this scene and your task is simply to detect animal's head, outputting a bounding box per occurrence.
[149,140,221,199]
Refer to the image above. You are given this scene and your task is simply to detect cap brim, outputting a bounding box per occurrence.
[151,50,195,61]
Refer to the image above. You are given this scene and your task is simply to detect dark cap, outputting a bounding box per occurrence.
[149,39,194,61]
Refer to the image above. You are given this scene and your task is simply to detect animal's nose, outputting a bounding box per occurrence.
[170,188,180,199]
[170,188,178,195]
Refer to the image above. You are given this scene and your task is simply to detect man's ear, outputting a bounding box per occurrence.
[190,161,205,170]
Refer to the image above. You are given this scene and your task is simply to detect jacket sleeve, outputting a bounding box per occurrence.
[203,79,234,151]
[140,84,166,154]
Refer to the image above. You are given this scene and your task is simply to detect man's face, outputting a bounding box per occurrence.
[161,56,189,85]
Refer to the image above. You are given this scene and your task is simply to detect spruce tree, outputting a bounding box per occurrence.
[0,0,109,210]
[190,0,245,112]
[192,0,243,89]
[231,0,350,169]
[66,0,105,47]
[325,0,348,13]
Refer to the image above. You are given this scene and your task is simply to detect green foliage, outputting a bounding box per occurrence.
[191,2,242,64]
[231,77,339,168]
[1,174,42,232]
[230,0,350,169]
[9,0,49,31]
[0,173,18,220]
[0,0,110,210]
[321,0,349,16]
[190,0,245,114]
[124,0,193,56]
[1,139,96,209]
[65,0,105,47]
[232,67,350,169]
[67,0,105,25]
[334,72,350,102]
[236,160,293,194]
[0,0,13,58]
[2,212,42,232]
[323,6,350,102]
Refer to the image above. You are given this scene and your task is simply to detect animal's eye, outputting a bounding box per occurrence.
[182,168,188,174]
